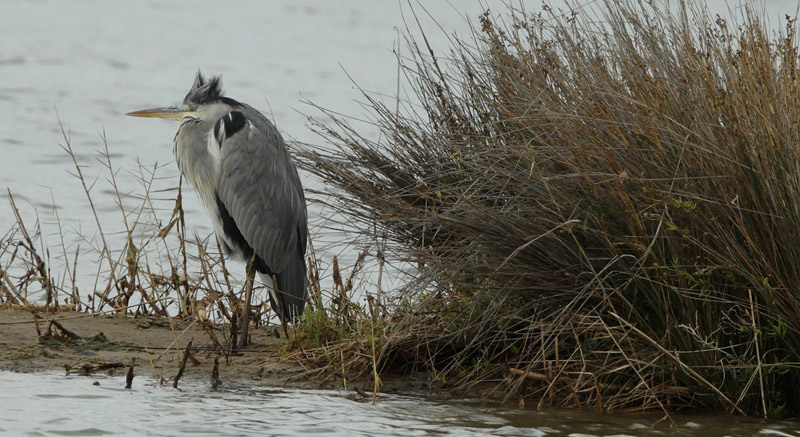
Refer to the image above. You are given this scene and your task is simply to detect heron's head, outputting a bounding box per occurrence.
[127,71,234,122]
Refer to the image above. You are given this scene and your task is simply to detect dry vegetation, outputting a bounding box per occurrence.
[296,0,800,417]
[0,127,276,357]
[5,0,800,419]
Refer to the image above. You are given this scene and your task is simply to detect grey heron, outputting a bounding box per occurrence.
[128,72,308,347]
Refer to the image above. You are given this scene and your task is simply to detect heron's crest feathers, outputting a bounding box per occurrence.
[184,71,224,104]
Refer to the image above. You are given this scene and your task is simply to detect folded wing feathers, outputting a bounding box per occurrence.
[215,108,306,277]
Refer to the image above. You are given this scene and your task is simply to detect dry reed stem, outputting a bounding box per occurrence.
[609,311,745,415]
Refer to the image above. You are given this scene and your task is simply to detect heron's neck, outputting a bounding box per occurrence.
[174,118,220,211]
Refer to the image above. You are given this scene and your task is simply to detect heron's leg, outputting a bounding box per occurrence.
[237,256,257,348]
[270,275,290,339]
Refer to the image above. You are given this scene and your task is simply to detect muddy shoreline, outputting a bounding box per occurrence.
[0,309,427,396]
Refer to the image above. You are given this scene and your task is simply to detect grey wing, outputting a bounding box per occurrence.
[215,110,307,275]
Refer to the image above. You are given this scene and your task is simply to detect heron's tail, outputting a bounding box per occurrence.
[260,256,307,323]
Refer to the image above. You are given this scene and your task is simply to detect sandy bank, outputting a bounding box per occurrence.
[0,308,413,394]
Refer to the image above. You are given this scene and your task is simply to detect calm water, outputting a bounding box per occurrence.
[3,0,800,434]
[2,371,798,436]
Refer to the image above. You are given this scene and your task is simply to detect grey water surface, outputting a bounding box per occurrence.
[2,371,798,436]
[3,1,800,435]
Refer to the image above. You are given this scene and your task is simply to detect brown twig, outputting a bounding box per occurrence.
[173,339,193,389]
[125,358,135,389]
[211,355,221,389]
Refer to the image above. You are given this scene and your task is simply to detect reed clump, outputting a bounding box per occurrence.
[298,1,800,416]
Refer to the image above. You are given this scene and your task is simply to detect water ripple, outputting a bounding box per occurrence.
[2,371,800,436]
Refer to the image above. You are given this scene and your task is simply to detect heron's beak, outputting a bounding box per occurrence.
[126,106,196,121]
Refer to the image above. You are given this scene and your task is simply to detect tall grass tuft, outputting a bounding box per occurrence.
[298,1,800,416]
